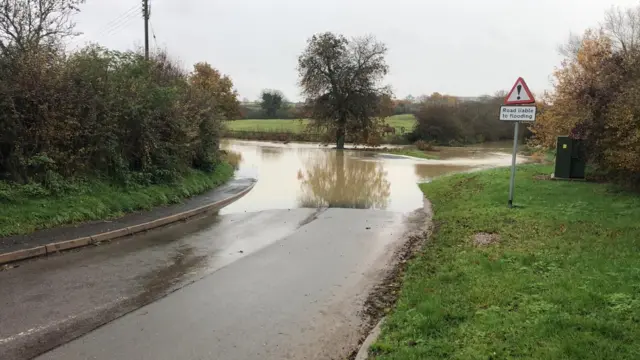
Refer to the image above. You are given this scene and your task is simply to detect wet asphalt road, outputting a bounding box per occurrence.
[1,208,412,360]
[0,207,317,359]
[38,209,411,360]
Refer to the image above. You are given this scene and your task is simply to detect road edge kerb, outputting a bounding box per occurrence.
[354,318,384,360]
[0,179,256,266]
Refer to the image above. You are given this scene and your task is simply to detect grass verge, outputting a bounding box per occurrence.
[371,164,640,359]
[0,162,235,237]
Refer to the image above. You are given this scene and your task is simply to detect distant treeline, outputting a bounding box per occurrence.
[406,93,528,146]
[238,101,303,120]
[237,93,527,146]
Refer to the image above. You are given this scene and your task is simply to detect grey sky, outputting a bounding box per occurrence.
[70,0,639,101]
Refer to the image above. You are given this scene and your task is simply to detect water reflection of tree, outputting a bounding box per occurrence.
[298,151,391,209]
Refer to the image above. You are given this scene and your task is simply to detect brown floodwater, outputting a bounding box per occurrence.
[221,140,525,214]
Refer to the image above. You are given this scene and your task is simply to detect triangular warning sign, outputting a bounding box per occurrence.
[504,77,535,105]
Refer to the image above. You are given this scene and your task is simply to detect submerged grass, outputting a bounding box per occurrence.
[372,164,640,360]
[384,148,438,160]
[0,162,234,237]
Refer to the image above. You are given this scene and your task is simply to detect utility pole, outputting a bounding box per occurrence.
[142,0,150,60]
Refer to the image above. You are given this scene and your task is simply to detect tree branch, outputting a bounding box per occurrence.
[0,0,84,53]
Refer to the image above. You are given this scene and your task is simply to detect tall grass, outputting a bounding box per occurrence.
[0,163,234,237]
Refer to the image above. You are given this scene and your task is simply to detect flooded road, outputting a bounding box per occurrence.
[1,140,519,360]
[221,140,518,214]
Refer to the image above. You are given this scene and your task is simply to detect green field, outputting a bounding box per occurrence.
[384,114,417,132]
[224,114,417,134]
[372,164,640,359]
[225,119,310,133]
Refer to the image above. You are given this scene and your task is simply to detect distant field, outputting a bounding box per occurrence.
[384,114,416,132]
[224,114,416,134]
[224,119,310,133]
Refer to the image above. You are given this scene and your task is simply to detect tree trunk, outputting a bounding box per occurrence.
[336,123,346,149]
[334,150,346,207]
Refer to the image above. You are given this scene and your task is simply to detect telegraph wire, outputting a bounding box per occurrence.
[69,5,141,51]
[94,5,139,36]
[150,21,158,49]
[102,9,140,36]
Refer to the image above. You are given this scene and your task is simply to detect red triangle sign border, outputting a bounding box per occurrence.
[504,77,535,105]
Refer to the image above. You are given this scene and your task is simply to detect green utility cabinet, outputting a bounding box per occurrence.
[554,136,586,179]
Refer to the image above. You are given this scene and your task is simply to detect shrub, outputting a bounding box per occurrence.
[221,151,243,169]
[0,45,237,186]
[414,140,434,151]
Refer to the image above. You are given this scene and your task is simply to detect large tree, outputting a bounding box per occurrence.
[297,32,391,149]
[259,89,285,118]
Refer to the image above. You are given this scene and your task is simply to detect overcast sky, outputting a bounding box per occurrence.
[70,0,640,101]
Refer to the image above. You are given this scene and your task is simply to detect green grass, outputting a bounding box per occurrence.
[224,114,417,134]
[225,118,310,133]
[372,164,640,360]
[0,163,234,237]
[385,114,417,132]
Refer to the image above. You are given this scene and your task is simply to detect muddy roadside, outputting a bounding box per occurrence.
[348,198,434,360]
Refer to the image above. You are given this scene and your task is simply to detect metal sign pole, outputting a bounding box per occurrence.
[508,122,520,208]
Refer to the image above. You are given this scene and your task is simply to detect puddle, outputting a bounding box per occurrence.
[221,140,521,214]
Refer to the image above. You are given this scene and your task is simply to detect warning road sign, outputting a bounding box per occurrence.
[499,105,536,121]
[504,77,535,105]
[501,77,536,209]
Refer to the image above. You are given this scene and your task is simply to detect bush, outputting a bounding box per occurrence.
[414,140,435,151]
[220,150,243,169]
[0,45,236,186]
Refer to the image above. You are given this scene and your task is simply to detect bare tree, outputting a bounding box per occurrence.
[297,32,391,149]
[0,0,84,53]
[602,5,640,54]
[557,32,583,60]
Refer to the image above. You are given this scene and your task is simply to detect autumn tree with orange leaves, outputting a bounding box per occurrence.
[190,62,240,120]
[531,5,640,184]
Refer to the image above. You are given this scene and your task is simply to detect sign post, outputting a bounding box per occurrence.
[508,122,520,208]
[501,77,536,208]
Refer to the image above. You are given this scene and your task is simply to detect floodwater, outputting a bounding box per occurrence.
[221,139,524,214]
[1,139,526,360]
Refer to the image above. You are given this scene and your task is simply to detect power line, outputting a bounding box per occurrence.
[103,10,141,36]
[68,5,141,51]
[150,21,158,49]
[76,5,138,40]
[95,5,140,35]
